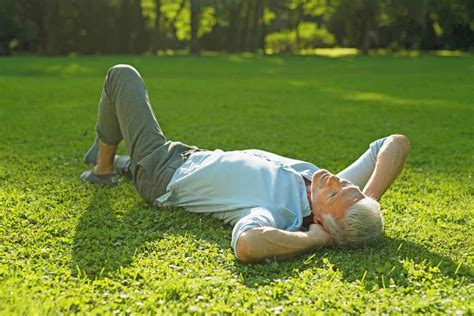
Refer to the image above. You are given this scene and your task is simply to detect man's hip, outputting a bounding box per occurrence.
[133,141,200,204]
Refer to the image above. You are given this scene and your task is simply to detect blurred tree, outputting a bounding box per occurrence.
[228,0,265,52]
[75,0,120,54]
[329,0,380,54]
[20,0,50,55]
[378,0,431,50]
[0,0,23,55]
[265,0,336,53]
[161,0,187,49]
[118,0,148,53]
[431,0,474,50]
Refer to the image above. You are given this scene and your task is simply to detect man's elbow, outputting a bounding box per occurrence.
[236,232,256,263]
[390,134,410,157]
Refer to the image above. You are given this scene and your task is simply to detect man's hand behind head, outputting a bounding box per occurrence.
[307,223,336,247]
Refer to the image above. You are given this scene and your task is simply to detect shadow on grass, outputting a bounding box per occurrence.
[71,186,313,282]
[232,235,472,289]
[299,236,472,290]
[70,185,232,277]
[71,186,471,291]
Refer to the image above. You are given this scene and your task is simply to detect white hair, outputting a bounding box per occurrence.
[322,197,383,247]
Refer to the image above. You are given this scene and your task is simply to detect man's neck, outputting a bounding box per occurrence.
[302,214,314,227]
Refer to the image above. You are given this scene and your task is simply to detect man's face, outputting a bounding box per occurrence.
[310,169,365,224]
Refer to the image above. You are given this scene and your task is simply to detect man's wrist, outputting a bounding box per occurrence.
[363,187,382,201]
[306,230,324,247]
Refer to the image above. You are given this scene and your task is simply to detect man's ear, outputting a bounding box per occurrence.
[312,212,322,225]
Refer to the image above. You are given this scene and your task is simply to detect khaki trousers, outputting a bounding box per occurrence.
[96,64,198,203]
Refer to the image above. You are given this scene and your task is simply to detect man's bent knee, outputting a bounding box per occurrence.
[107,64,141,81]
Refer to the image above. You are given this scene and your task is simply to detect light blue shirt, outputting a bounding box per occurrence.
[155,149,319,255]
[155,137,387,257]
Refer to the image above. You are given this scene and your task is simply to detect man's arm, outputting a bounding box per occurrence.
[236,223,334,263]
[363,134,410,200]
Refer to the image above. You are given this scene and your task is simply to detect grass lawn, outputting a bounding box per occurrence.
[0,54,472,314]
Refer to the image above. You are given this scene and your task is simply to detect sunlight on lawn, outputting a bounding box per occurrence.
[344,91,416,105]
[0,55,472,314]
[308,48,359,57]
[322,89,471,109]
[44,63,94,75]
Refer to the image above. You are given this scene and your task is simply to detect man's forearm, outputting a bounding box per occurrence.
[236,226,331,263]
[363,134,410,200]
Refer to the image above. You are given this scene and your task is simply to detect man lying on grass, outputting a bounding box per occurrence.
[80,64,410,263]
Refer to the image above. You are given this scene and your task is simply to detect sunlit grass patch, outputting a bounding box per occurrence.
[306,48,359,57]
[0,55,472,314]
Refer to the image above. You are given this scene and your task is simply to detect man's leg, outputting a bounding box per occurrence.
[80,140,120,185]
[85,64,167,181]
[94,141,117,174]
[83,138,132,180]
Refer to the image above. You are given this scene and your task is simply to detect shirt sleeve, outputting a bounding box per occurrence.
[336,137,387,190]
[231,207,285,258]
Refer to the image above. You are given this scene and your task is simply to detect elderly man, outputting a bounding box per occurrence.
[81,65,410,263]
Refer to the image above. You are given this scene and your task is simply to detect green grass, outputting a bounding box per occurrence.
[0,54,472,314]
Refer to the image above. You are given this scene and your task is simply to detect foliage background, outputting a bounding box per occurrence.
[1,0,473,56]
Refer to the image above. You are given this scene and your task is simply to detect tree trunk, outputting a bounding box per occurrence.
[360,0,378,55]
[254,0,265,52]
[44,0,61,55]
[151,0,161,52]
[245,0,264,52]
[229,0,244,52]
[259,0,267,53]
[25,0,48,54]
[295,4,304,52]
[295,22,301,52]
[118,0,132,53]
[361,17,370,54]
[131,0,147,53]
[242,0,254,51]
[190,0,200,53]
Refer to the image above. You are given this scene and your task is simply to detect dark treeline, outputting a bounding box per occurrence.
[1,0,473,56]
